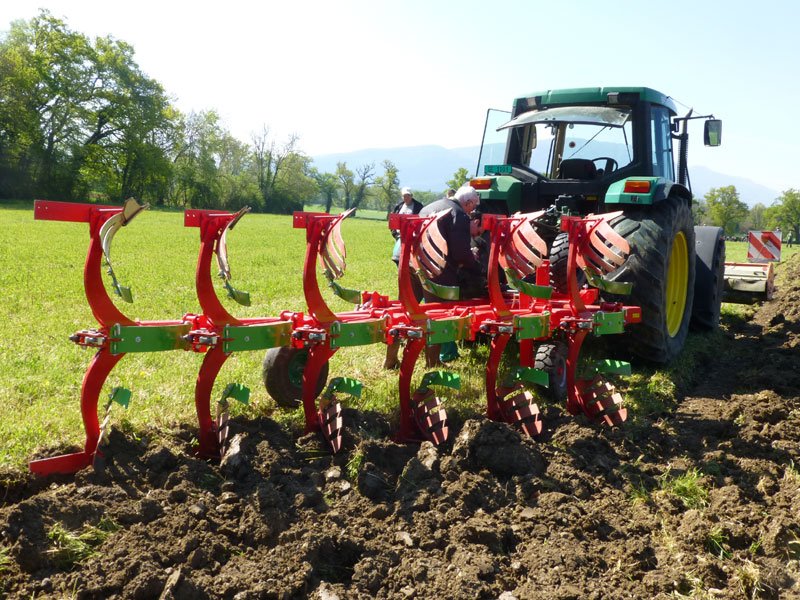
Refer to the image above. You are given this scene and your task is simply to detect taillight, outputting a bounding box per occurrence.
[470,178,493,190]
[623,180,651,194]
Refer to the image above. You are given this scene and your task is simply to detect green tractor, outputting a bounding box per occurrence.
[473,87,724,364]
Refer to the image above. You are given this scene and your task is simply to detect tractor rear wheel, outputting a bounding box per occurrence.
[262,347,329,409]
[534,341,568,402]
[691,226,725,330]
[606,195,696,364]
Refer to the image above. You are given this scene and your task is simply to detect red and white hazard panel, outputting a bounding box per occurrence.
[747,230,782,263]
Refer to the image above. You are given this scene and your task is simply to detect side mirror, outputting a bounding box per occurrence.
[704,119,722,147]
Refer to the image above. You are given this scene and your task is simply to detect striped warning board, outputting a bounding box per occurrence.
[747,230,782,263]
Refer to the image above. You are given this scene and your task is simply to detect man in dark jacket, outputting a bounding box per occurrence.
[417,185,485,365]
[418,185,484,298]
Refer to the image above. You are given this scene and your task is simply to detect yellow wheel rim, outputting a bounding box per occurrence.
[666,231,689,337]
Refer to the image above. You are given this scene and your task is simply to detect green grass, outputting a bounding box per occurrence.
[304,202,389,221]
[706,525,731,559]
[725,239,799,263]
[345,448,364,481]
[658,467,709,509]
[46,519,119,569]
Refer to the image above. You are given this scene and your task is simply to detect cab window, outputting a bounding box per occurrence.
[651,106,674,180]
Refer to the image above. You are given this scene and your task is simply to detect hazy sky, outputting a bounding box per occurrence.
[2,0,799,193]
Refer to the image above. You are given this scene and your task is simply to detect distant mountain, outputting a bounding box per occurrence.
[310,145,480,195]
[310,146,779,208]
[688,167,780,208]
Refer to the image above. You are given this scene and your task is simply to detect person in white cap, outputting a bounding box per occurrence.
[384,186,425,368]
[392,187,422,221]
[390,186,423,262]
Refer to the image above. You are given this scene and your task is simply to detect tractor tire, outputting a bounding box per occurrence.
[691,226,726,331]
[549,232,586,294]
[262,347,329,409]
[534,341,568,403]
[605,195,696,364]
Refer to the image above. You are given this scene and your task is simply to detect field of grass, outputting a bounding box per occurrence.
[1,200,796,471]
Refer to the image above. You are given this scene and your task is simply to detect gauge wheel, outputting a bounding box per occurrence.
[262,347,329,409]
[534,341,568,403]
[548,231,586,294]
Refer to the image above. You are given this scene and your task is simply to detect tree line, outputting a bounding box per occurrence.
[694,186,800,243]
[0,11,466,215]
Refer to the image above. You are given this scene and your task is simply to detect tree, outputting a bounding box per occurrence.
[216,131,259,211]
[766,189,800,243]
[704,186,748,235]
[268,151,315,214]
[336,162,355,209]
[308,167,339,213]
[446,167,470,191]
[350,162,375,211]
[251,127,302,213]
[171,110,224,208]
[0,10,178,203]
[744,203,767,232]
[375,160,400,217]
[692,197,708,226]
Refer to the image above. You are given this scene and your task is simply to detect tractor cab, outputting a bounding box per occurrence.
[474,87,721,217]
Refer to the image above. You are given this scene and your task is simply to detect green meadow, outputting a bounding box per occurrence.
[2,201,797,472]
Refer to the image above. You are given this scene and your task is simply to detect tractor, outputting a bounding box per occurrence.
[472,86,724,364]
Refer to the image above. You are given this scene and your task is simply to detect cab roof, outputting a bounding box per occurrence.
[513,87,677,114]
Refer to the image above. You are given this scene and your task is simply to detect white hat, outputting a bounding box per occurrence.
[401,187,412,195]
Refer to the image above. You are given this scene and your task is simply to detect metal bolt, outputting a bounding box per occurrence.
[244,336,250,342]
[135,336,142,343]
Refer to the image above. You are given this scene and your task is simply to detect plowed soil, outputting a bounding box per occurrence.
[2,256,799,600]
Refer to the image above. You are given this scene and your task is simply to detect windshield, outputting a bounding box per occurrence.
[505,120,633,178]
[477,107,635,179]
[556,122,633,168]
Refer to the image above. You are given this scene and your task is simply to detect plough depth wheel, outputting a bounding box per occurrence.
[549,231,586,294]
[534,342,568,403]
[262,347,329,409]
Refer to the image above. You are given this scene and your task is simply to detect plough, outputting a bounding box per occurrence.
[29,198,641,476]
